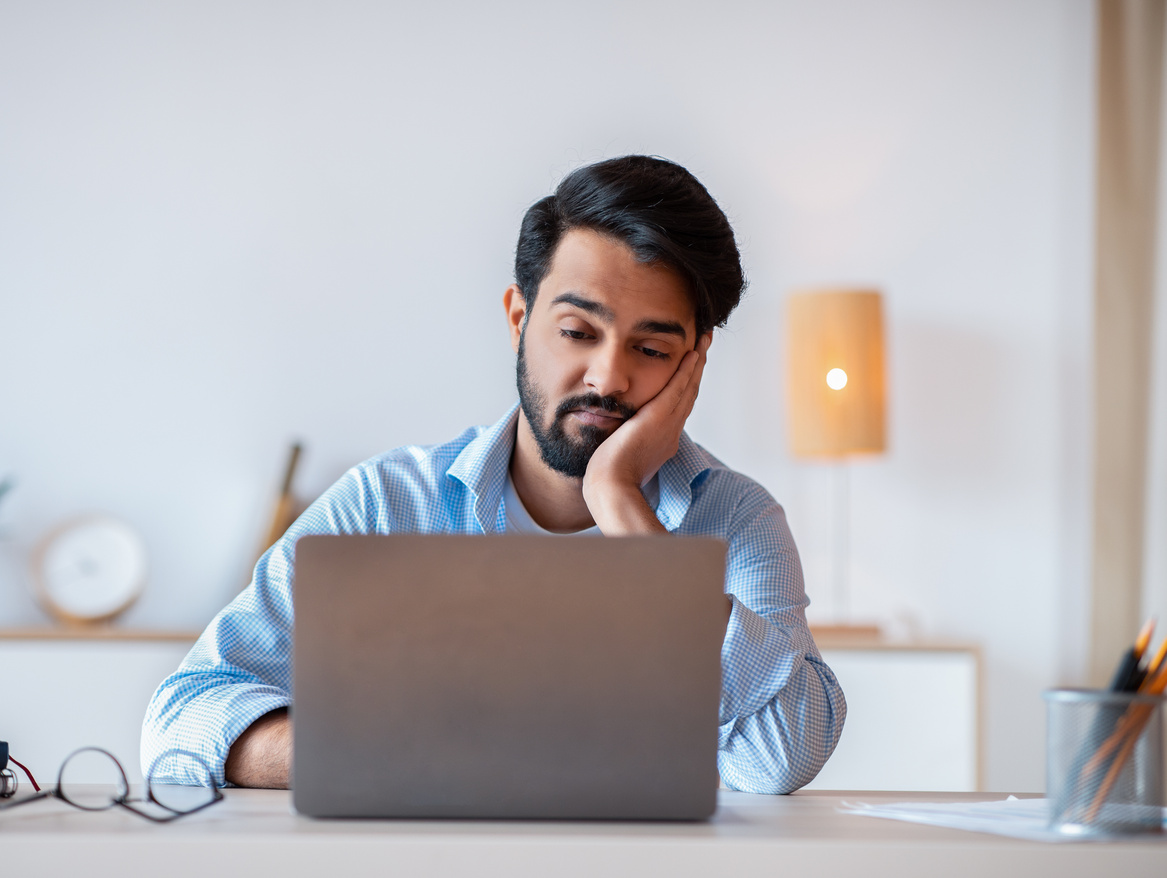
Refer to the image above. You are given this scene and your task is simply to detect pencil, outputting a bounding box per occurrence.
[1107,617,1156,692]
[1143,636,1167,680]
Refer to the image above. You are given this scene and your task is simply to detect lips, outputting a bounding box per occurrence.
[568,408,625,428]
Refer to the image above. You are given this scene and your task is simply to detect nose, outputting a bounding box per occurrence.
[583,341,631,399]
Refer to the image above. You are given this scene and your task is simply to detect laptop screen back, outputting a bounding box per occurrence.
[292,534,726,820]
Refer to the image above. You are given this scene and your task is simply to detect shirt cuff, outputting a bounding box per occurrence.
[144,684,292,787]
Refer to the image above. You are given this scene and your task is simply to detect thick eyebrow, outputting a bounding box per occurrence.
[632,318,688,341]
[550,292,689,342]
[549,292,614,322]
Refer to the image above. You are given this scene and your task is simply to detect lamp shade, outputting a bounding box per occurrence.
[787,289,887,457]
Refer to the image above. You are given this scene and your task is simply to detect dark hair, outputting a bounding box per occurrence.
[514,156,746,338]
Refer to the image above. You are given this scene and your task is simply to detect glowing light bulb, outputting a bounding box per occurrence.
[826,368,848,390]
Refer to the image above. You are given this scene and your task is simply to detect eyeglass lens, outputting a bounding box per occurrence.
[57,748,128,810]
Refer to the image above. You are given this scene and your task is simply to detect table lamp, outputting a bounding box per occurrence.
[787,288,887,629]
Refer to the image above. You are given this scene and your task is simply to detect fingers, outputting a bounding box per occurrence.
[676,332,713,415]
[663,350,699,412]
[691,332,712,387]
[643,332,714,417]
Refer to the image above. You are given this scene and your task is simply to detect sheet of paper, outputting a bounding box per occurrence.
[839,797,1167,843]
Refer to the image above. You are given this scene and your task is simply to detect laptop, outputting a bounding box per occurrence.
[291,533,727,820]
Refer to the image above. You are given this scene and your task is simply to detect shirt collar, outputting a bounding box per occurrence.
[446,403,713,534]
[446,404,520,534]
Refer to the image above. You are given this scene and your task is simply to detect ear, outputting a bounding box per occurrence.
[503,284,528,354]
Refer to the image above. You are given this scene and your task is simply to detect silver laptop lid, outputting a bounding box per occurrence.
[292,534,726,820]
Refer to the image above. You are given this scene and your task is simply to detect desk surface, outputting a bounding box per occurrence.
[4,789,1165,877]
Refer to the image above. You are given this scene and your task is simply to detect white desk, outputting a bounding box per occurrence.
[4,789,1164,876]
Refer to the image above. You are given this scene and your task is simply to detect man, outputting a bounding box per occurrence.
[142,156,846,795]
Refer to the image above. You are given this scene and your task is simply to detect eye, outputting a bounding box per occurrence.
[559,329,590,341]
[638,346,670,360]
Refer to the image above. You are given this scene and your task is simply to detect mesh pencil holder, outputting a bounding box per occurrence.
[1044,688,1165,837]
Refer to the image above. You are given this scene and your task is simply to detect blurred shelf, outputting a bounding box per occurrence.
[809,624,979,653]
[809,623,884,648]
[0,627,200,641]
[4,624,971,650]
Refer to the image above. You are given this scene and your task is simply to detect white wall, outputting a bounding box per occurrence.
[0,0,1095,792]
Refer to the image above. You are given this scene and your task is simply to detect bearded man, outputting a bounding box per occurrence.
[142,155,846,795]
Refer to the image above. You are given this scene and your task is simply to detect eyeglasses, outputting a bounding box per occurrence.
[0,746,223,823]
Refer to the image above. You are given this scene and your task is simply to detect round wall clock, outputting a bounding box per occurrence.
[32,515,148,624]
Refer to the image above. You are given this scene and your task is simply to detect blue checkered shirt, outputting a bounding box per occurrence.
[142,404,846,794]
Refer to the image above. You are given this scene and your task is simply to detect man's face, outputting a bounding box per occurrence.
[511,228,696,478]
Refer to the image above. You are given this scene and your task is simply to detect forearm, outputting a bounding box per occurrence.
[224,708,292,789]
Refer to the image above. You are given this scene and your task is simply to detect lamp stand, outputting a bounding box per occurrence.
[833,461,850,620]
[810,461,882,644]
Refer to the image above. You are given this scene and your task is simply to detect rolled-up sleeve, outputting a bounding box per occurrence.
[140,548,295,785]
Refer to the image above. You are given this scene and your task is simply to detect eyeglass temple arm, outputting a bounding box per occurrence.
[1,742,41,793]
[8,757,40,792]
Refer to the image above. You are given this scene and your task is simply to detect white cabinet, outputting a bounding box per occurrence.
[805,643,981,792]
[1,634,196,785]
[1,634,979,791]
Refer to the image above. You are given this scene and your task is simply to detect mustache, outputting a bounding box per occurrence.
[554,393,637,422]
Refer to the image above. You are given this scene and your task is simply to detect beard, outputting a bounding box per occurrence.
[516,331,637,479]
